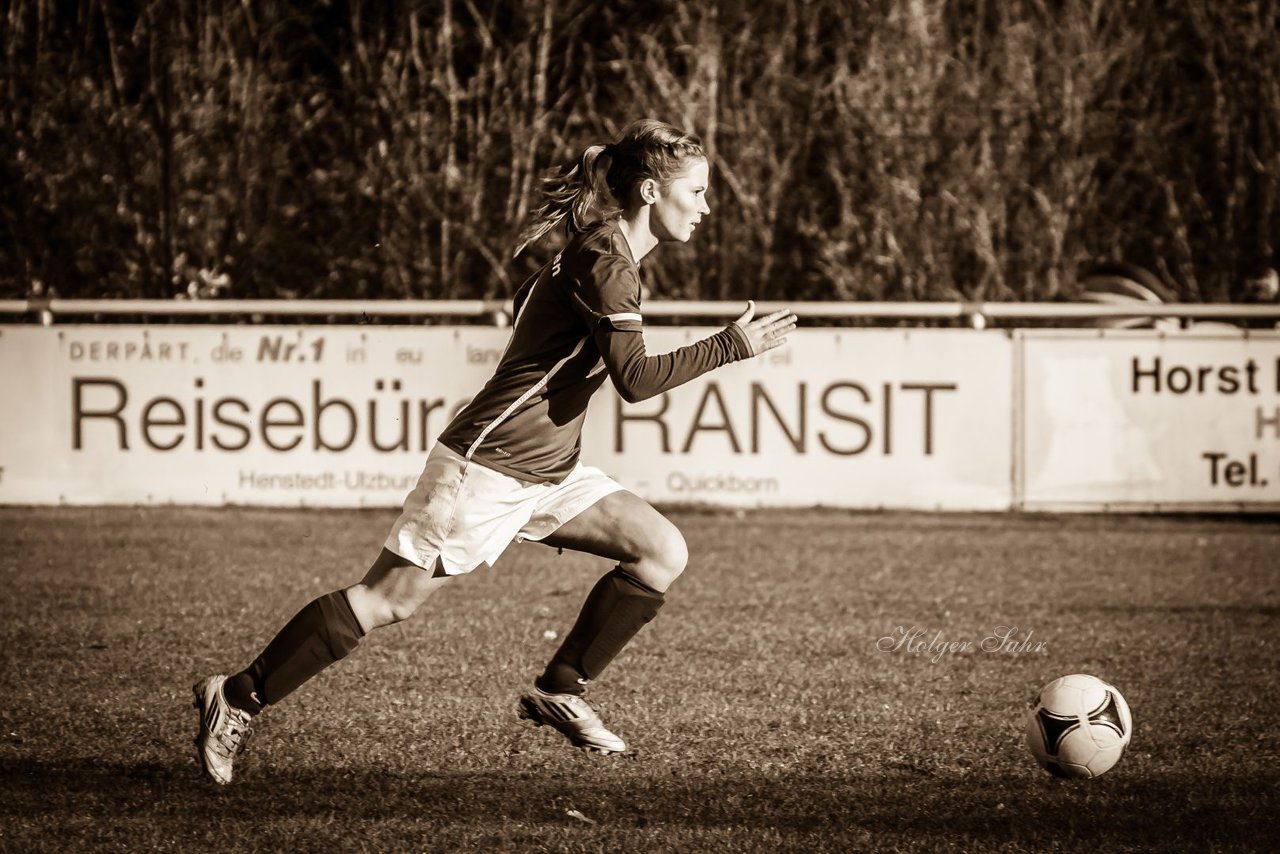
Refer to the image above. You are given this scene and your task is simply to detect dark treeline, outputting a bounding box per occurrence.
[2,0,1277,302]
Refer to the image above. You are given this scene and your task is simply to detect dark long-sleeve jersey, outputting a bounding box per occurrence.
[437,218,752,483]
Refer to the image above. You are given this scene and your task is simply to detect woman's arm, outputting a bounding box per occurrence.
[593,321,751,403]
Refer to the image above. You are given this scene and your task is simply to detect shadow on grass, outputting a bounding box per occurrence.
[1086,603,1280,618]
[1,756,1275,849]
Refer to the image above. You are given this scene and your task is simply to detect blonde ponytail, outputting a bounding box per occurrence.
[513,144,615,258]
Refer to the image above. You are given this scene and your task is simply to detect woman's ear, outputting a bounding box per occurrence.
[639,178,659,206]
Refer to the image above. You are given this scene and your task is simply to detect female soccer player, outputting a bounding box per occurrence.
[193,118,796,784]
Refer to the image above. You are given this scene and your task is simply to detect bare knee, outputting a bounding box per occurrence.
[633,523,688,592]
[346,551,450,630]
[345,583,418,628]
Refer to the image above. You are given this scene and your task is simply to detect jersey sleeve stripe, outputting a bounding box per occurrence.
[604,312,643,324]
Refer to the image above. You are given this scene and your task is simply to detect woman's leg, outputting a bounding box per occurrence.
[513,491,686,754]
[533,490,688,695]
[194,548,450,784]
[223,548,450,713]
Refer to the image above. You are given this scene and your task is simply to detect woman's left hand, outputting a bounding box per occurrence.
[733,300,797,356]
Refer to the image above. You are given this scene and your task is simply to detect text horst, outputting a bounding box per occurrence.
[1130,356,1280,395]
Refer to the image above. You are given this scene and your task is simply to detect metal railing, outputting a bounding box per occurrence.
[3,298,1280,325]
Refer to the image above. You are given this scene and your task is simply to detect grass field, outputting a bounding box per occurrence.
[1,507,1277,852]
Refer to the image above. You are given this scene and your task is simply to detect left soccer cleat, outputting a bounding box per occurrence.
[192,674,254,785]
[518,685,627,754]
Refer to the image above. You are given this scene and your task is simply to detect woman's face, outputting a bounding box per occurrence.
[648,158,711,243]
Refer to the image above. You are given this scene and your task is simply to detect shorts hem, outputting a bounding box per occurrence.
[381,538,482,576]
[517,481,626,543]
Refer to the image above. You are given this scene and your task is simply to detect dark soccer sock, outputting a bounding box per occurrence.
[223,589,366,714]
[537,566,666,696]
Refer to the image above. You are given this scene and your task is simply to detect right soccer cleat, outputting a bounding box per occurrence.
[517,685,627,754]
[192,675,253,785]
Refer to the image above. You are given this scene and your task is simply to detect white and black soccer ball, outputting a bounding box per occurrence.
[1025,674,1132,779]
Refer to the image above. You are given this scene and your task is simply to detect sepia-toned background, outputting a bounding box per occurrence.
[3,0,1278,303]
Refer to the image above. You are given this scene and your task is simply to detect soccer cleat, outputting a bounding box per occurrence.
[517,685,627,754]
[192,675,254,785]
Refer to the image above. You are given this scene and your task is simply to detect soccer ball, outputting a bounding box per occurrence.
[1025,674,1132,779]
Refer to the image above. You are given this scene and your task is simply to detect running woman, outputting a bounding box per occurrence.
[193,118,796,784]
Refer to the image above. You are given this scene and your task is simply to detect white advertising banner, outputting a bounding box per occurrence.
[0,325,1013,510]
[1018,330,1280,510]
[586,328,1013,510]
[0,325,507,506]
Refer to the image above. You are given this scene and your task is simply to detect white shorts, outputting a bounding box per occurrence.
[383,443,625,575]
